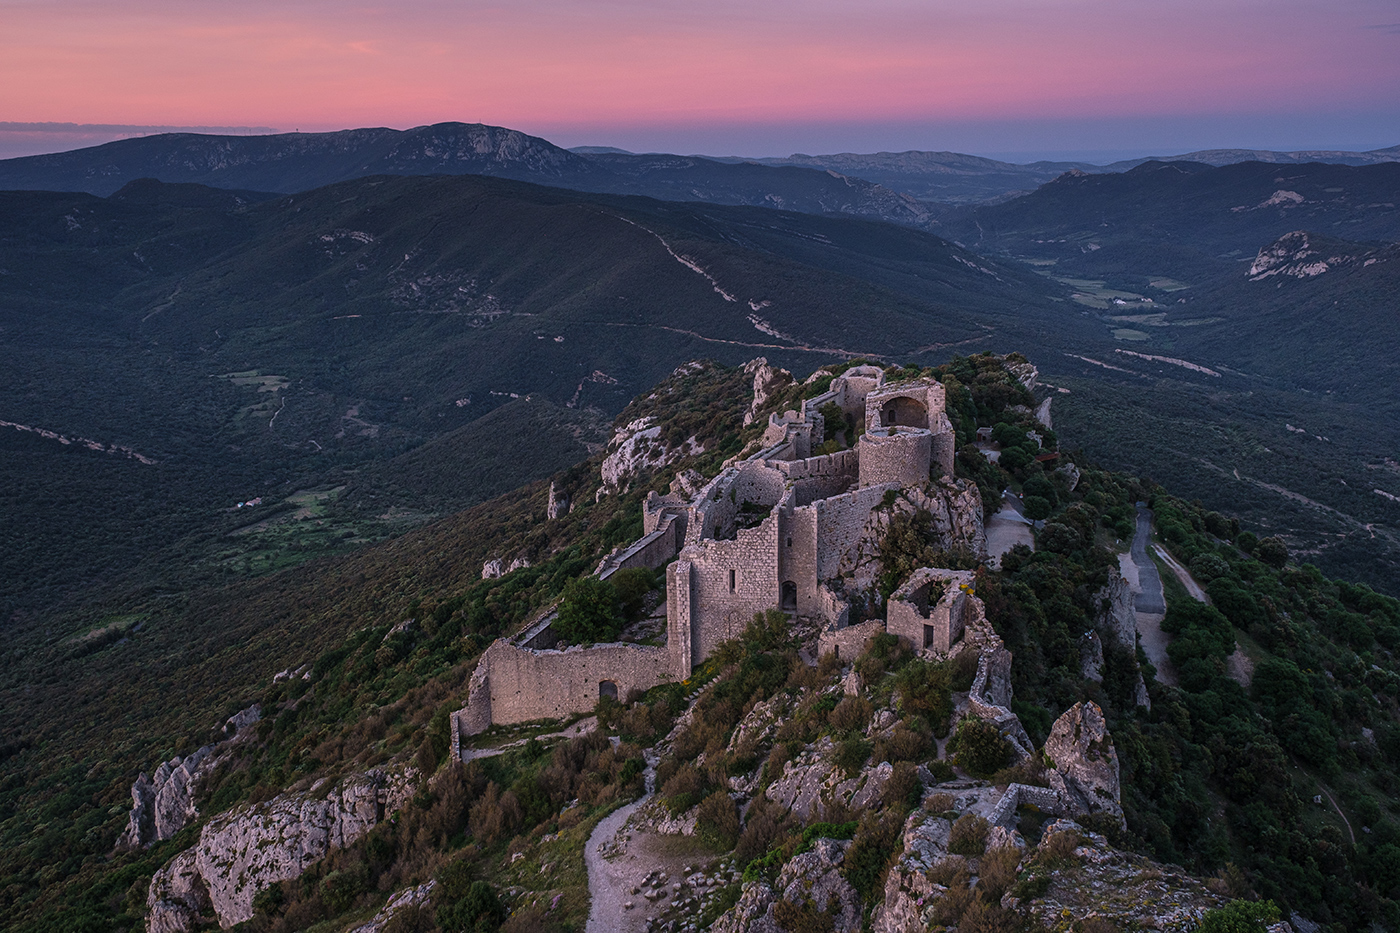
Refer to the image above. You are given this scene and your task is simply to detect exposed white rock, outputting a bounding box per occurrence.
[600,417,705,493]
[547,480,570,520]
[346,880,436,933]
[146,767,417,931]
[711,839,861,933]
[742,358,792,427]
[1044,702,1124,827]
[119,705,262,850]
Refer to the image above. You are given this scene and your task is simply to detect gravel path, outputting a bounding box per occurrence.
[985,491,1034,569]
[585,754,659,933]
[460,717,598,762]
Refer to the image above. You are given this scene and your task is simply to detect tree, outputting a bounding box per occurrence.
[553,576,622,644]
[1256,536,1289,569]
[1022,495,1052,521]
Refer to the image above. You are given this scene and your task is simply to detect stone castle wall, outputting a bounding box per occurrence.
[858,429,932,488]
[674,509,783,665]
[453,366,980,744]
[817,618,884,662]
[452,639,675,742]
[809,484,896,580]
[887,568,974,656]
[597,514,680,581]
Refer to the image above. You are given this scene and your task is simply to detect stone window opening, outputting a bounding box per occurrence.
[729,569,736,591]
[781,581,797,610]
[880,395,929,429]
[786,536,793,548]
[599,680,618,700]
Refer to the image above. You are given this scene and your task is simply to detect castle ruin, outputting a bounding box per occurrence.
[450,365,986,756]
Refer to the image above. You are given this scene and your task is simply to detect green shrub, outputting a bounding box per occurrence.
[553,576,622,644]
[1196,899,1281,932]
[949,718,1012,778]
[834,735,872,776]
[948,813,990,856]
[697,790,741,850]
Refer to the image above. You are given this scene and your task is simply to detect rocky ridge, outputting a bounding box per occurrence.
[118,704,261,850]
[146,766,417,931]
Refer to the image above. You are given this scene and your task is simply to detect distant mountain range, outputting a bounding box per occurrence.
[937,158,1400,282]
[0,122,938,228]
[6,121,1396,215]
[595,144,1400,204]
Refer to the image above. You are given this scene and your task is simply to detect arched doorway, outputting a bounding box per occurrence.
[781,581,798,611]
[599,680,618,700]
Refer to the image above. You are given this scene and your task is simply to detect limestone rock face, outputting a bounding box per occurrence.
[146,767,417,932]
[1044,702,1124,826]
[146,850,209,933]
[742,357,792,427]
[547,481,569,520]
[119,705,262,850]
[765,738,898,820]
[871,812,953,933]
[840,480,985,588]
[346,881,436,933]
[600,416,704,493]
[711,839,861,933]
[1094,568,1150,708]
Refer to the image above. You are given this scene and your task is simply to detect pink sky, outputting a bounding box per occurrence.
[2,0,1398,157]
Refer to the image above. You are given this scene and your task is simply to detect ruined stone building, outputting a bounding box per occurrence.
[450,365,985,754]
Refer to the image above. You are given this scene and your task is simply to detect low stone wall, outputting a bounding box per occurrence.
[988,783,1064,828]
[452,639,676,744]
[818,619,885,662]
[814,582,851,628]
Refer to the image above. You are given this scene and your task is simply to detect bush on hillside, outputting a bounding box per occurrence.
[553,576,622,644]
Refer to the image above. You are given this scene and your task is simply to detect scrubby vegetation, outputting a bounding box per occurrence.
[3,352,1400,933]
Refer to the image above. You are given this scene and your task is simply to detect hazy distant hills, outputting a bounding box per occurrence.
[939,159,1400,281]
[646,144,1400,204]
[0,122,940,229]
[1102,144,1400,170]
[0,123,604,196]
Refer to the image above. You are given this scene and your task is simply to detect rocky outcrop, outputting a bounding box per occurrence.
[147,767,417,931]
[1247,230,1372,280]
[872,812,956,933]
[547,481,570,520]
[600,417,704,493]
[712,839,861,933]
[119,705,262,850]
[346,881,436,933]
[1044,702,1123,827]
[742,358,792,427]
[764,738,898,820]
[1095,568,1150,708]
[840,480,985,588]
[1015,819,1232,931]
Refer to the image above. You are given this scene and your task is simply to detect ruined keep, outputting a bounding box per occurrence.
[450,365,979,754]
